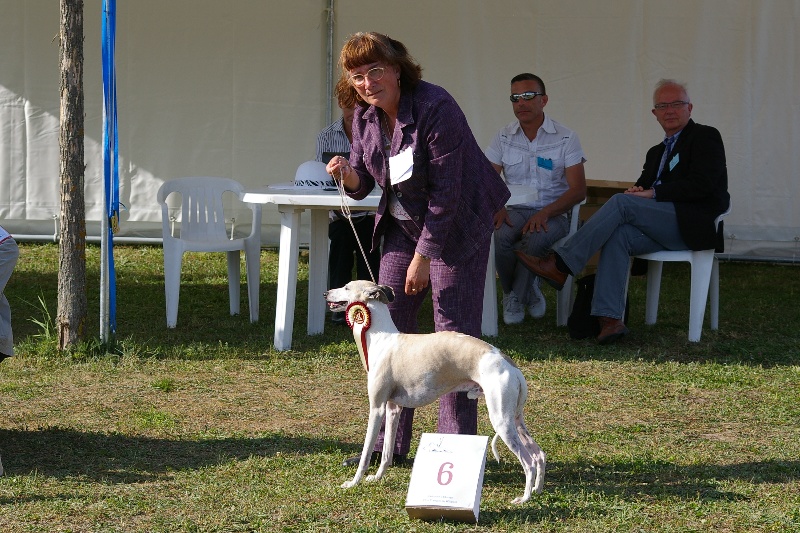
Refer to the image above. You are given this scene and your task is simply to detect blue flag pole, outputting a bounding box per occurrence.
[101,0,119,341]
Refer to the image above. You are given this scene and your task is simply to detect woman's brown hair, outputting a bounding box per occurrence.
[336,32,423,107]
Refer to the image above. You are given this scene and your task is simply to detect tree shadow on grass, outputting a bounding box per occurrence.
[0,426,335,487]
[479,457,800,523]
[3,426,798,521]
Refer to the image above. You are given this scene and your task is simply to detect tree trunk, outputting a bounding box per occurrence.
[57,0,87,350]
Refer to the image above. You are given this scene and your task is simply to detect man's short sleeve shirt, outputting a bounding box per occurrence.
[485,115,585,209]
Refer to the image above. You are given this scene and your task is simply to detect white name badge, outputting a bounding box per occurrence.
[389,147,414,185]
[669,153,679,171]
[405,433,489,524]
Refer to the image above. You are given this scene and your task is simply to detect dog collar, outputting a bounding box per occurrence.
[345,302,371,371]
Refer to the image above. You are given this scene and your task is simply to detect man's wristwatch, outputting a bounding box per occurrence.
[416,252,431,261]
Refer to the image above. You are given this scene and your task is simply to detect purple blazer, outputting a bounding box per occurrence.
[347,81,510,265]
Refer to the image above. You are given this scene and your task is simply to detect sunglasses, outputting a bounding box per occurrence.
[510,91,545,103]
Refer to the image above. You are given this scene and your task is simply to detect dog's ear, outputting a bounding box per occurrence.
[377,284,395,303]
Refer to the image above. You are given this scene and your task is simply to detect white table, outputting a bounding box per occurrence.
[242,184,536,351]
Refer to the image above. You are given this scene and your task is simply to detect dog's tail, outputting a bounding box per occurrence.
[515,368,529,417]
[490,433,502,463]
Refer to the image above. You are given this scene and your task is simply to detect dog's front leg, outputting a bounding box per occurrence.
[368,401,402,482]
[342,404,385,489]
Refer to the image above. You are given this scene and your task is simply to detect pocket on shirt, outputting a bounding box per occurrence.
[500,152,525,184]
[535,140,568,182]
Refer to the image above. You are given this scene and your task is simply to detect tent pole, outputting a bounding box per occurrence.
[100,197,109,342]
[325,0,335,124]
[100,1,110,344]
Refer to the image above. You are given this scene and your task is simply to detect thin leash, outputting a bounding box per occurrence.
[335,166,376,283]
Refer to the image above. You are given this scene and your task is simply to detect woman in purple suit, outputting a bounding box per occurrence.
[326,32,509,466]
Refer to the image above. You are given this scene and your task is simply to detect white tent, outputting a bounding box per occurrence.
[2,0,799,260]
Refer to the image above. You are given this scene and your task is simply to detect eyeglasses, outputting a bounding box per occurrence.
[349,67,386,87]
[510,91,544,103]
[653,101,689,111]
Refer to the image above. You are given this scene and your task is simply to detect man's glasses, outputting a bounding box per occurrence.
[653,101,689,111]
[349,67,386,87]
[510,91,544,103]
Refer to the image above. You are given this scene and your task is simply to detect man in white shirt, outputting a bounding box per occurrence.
[486,73,587,324]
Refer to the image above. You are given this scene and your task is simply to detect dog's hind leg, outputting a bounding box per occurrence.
[495,421,536,504]
[342,405,385,489]
[515,414,546,495]
[368,401,402,482]
[484,384,537,504]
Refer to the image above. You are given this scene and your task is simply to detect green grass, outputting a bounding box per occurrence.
[1,243,799,532]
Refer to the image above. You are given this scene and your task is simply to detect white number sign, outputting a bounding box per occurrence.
[405,433,489,523]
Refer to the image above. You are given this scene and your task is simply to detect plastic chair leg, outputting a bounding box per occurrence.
[244,241,261,323]
[710,257,720,330]
[687,251,714,342]
[226,250,242,316]
[482,236,498,337]
[163,245,183,328]
[556,274,574,327]
[644,261,664,325]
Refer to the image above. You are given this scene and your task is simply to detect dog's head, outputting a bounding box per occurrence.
[324,280,395,312]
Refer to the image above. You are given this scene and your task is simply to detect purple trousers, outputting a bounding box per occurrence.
[372,220,490,455]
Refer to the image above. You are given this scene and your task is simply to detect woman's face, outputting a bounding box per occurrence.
[348,62,401,112]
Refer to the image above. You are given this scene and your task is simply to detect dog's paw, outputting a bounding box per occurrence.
[341,480,358,489]
[365,474,382,483]
[511,495,530,505]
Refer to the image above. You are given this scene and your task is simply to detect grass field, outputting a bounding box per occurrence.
[1,243,798,532]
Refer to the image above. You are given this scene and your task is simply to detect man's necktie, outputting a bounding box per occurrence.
[656,135,676,178]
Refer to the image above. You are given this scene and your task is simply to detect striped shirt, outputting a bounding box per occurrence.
[315,118,352,162]
[315,117,368,221]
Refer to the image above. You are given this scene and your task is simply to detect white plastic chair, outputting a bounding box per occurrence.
[483,199,585,332]
[157,177,262,328]
[555,199,586,326]
[633,204,731,342]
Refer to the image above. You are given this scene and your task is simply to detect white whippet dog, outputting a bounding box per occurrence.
[325,280,546,504]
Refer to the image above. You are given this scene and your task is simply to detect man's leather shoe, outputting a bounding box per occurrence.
[596,317,629,345]
[514,251,567,290]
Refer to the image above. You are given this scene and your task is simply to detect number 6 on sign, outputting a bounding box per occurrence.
[437,462,454,485]
[406,433,489,524]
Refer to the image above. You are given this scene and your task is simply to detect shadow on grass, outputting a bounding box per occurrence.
[4,426,797,501]
[0,426,336,487]
[479,457,800,523]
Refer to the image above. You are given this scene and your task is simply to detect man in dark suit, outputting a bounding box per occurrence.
[516,78,730,344]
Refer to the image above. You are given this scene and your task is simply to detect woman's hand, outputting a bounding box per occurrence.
[405,253,431,295]
[326,156,358,191]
